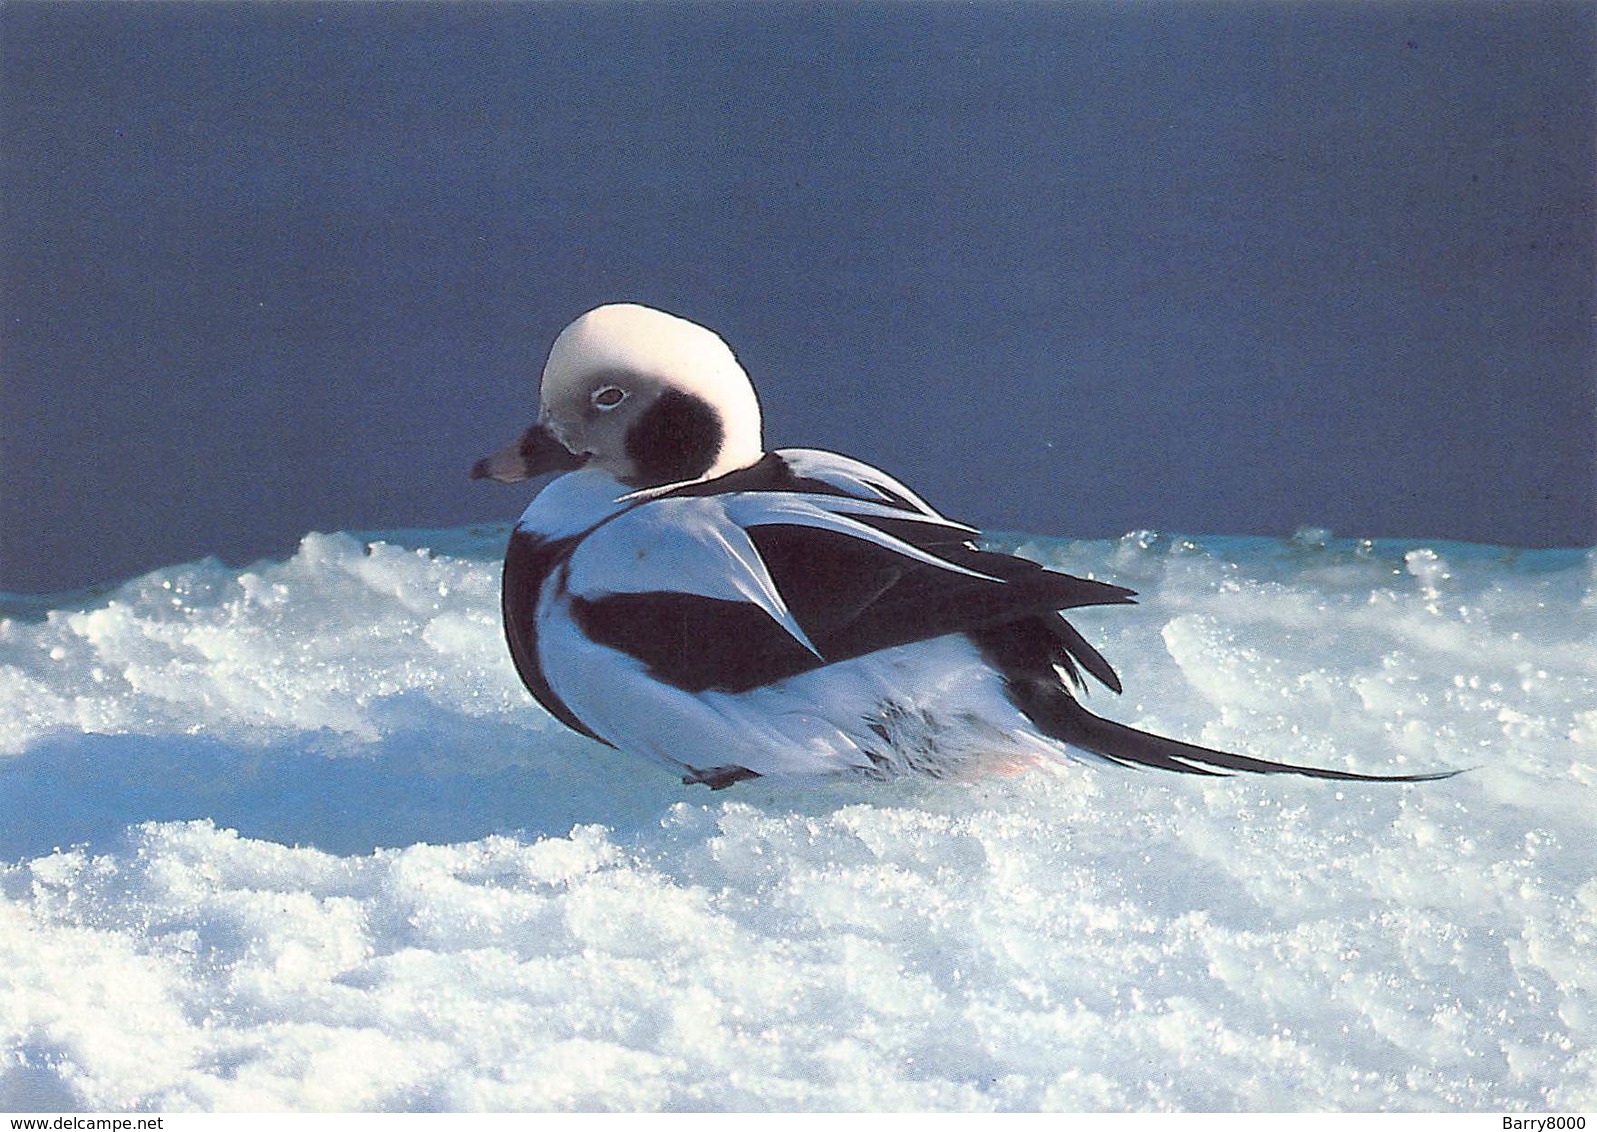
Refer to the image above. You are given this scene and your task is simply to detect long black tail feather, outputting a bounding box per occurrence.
[1035,695,1459,781]
[974,619,1459,782]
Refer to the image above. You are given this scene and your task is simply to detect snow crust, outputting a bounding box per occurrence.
[2,526,1593,1111]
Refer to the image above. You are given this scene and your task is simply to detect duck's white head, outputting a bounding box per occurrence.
[472,303,765,489]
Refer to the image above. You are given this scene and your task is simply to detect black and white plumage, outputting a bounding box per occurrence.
[473,303,1451,788]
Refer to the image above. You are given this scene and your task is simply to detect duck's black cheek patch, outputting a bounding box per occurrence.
[624,389,723,484]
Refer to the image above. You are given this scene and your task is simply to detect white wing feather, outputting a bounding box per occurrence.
[563,489,1001,658]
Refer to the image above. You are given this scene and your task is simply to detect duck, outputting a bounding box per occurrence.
[473,303,1451,789]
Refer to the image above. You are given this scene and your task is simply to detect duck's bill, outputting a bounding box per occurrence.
[470,423,587,484]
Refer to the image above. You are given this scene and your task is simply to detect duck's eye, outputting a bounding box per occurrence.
[591,385,628,411]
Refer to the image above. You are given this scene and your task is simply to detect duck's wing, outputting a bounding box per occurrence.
[562,455,1134,696]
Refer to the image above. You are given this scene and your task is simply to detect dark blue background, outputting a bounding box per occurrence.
[4,0,1593,593]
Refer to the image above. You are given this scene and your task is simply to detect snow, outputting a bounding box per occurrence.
[2,525,1593,1111]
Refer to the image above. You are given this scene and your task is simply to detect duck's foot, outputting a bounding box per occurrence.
[683,765,762,790]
